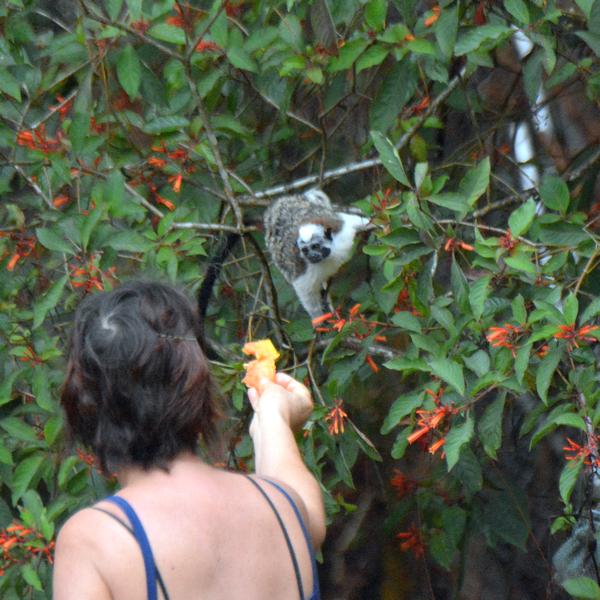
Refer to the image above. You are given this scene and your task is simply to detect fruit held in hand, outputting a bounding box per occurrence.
[242,339,280,390]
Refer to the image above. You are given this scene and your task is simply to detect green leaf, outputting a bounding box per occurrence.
[20,563,43,592]
[117,44,141,99]
[226,46,258,72]
[0,67,21,100]
[562,576,600,599]
[576,30,600,56]
[553,413,587,431]
[512,294,527,324]
[69,111,90,155]
[356,44,389,73]
[464,350,490,378]
[435,5,458,58]
[460,157,490,206]
[429,357,465,395]
[148,23,186,45]
[365,0,387,29]
[35,227,75,254]
[514,343,531,384]
[445,415,474,470]
[504,0,530,24]
[0,417,39,443]
[536,345,562,404]
[504,254,536,274]
[33,275,68,329]
[108,230,153,252]
[143,116,190,134]
[540,175,569,214]
[380,392,422,434]
[383,357,429,372]
[590,0,600,35]
[371,131,410,186]
[563,293,579,325]
[478,395,505,459]
[508,198,536,236]
[559,458,583,505]
[539,224,588,249]
[106,0,124,20]
[390,311,422,332]
[580,297,600,324]
[370,60,417,132]
[126,0,142,20]
[427,192,469,213]
[469,275,491,320]
[329,38,369,72]
[80,207,104,251]
[455,24,511,55]
[12,454,45,504]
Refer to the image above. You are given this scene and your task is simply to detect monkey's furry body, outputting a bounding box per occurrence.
[264,190,370,318]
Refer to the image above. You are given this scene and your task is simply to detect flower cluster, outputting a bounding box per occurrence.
[69,256,116,293]
[141,143,198,210]
[1,232,36,272]
[486,323,523,357]
[554,324,599,350]
[325,398,348,436]
[370,188,399,213]
[396,524,426,558]
[499,229,518,253]
[444,238,474,252]
[312,304,387,373]
[390,469,416,498]
[0,522,55,577]
[563,436,600,467]
[407,387,459,455]
[16,124,63,154]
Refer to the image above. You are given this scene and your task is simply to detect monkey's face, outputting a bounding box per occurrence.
[297,223,333,264]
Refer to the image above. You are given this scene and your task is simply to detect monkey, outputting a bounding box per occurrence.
[264,189,372,319]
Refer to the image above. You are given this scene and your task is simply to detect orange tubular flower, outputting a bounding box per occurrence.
[195,40,221,53]
[148,156,167,169]
[325,399,348,435]
[366,354,379,373]
[486,323,523,356]
[424,5,441,26]
[168,173,183,193]
[155,194,176,211]
[444,238,474,252]
[554,324,599,349]
[53,194,70,208]
[396,525,425,558]
[428,437,446,455]
[390,469,416,497]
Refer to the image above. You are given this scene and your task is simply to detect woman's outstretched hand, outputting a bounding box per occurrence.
[248,372,313,434]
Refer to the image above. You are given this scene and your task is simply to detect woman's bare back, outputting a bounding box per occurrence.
[58,456,315,600]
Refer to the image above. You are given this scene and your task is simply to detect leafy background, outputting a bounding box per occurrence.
[1,0,600,598]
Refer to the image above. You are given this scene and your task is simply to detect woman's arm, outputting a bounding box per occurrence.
[248,373,326,548]
[53,511,112,600]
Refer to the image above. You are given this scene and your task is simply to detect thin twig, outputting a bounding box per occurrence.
[172,222,255,233]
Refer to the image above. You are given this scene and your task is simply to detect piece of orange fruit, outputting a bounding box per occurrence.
[242,339,280,390]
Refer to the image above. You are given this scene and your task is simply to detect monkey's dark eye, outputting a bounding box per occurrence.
[324,227,333,240]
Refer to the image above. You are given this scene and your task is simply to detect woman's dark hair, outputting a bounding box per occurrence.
[61,280,220,472]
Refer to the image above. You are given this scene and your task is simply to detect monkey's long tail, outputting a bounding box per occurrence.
[196,232,240,346]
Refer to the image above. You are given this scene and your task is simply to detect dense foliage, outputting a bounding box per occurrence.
[1,0,600,597]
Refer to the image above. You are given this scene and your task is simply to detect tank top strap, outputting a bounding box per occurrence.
[103,495,159,600]
[260,478,321,600]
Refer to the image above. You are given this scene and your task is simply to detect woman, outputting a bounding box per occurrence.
[53,281,325,599]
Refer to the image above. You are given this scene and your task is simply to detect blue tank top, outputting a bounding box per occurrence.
[97,477,320,600]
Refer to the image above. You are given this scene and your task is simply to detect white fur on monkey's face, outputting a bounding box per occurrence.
[297,223,333,264]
